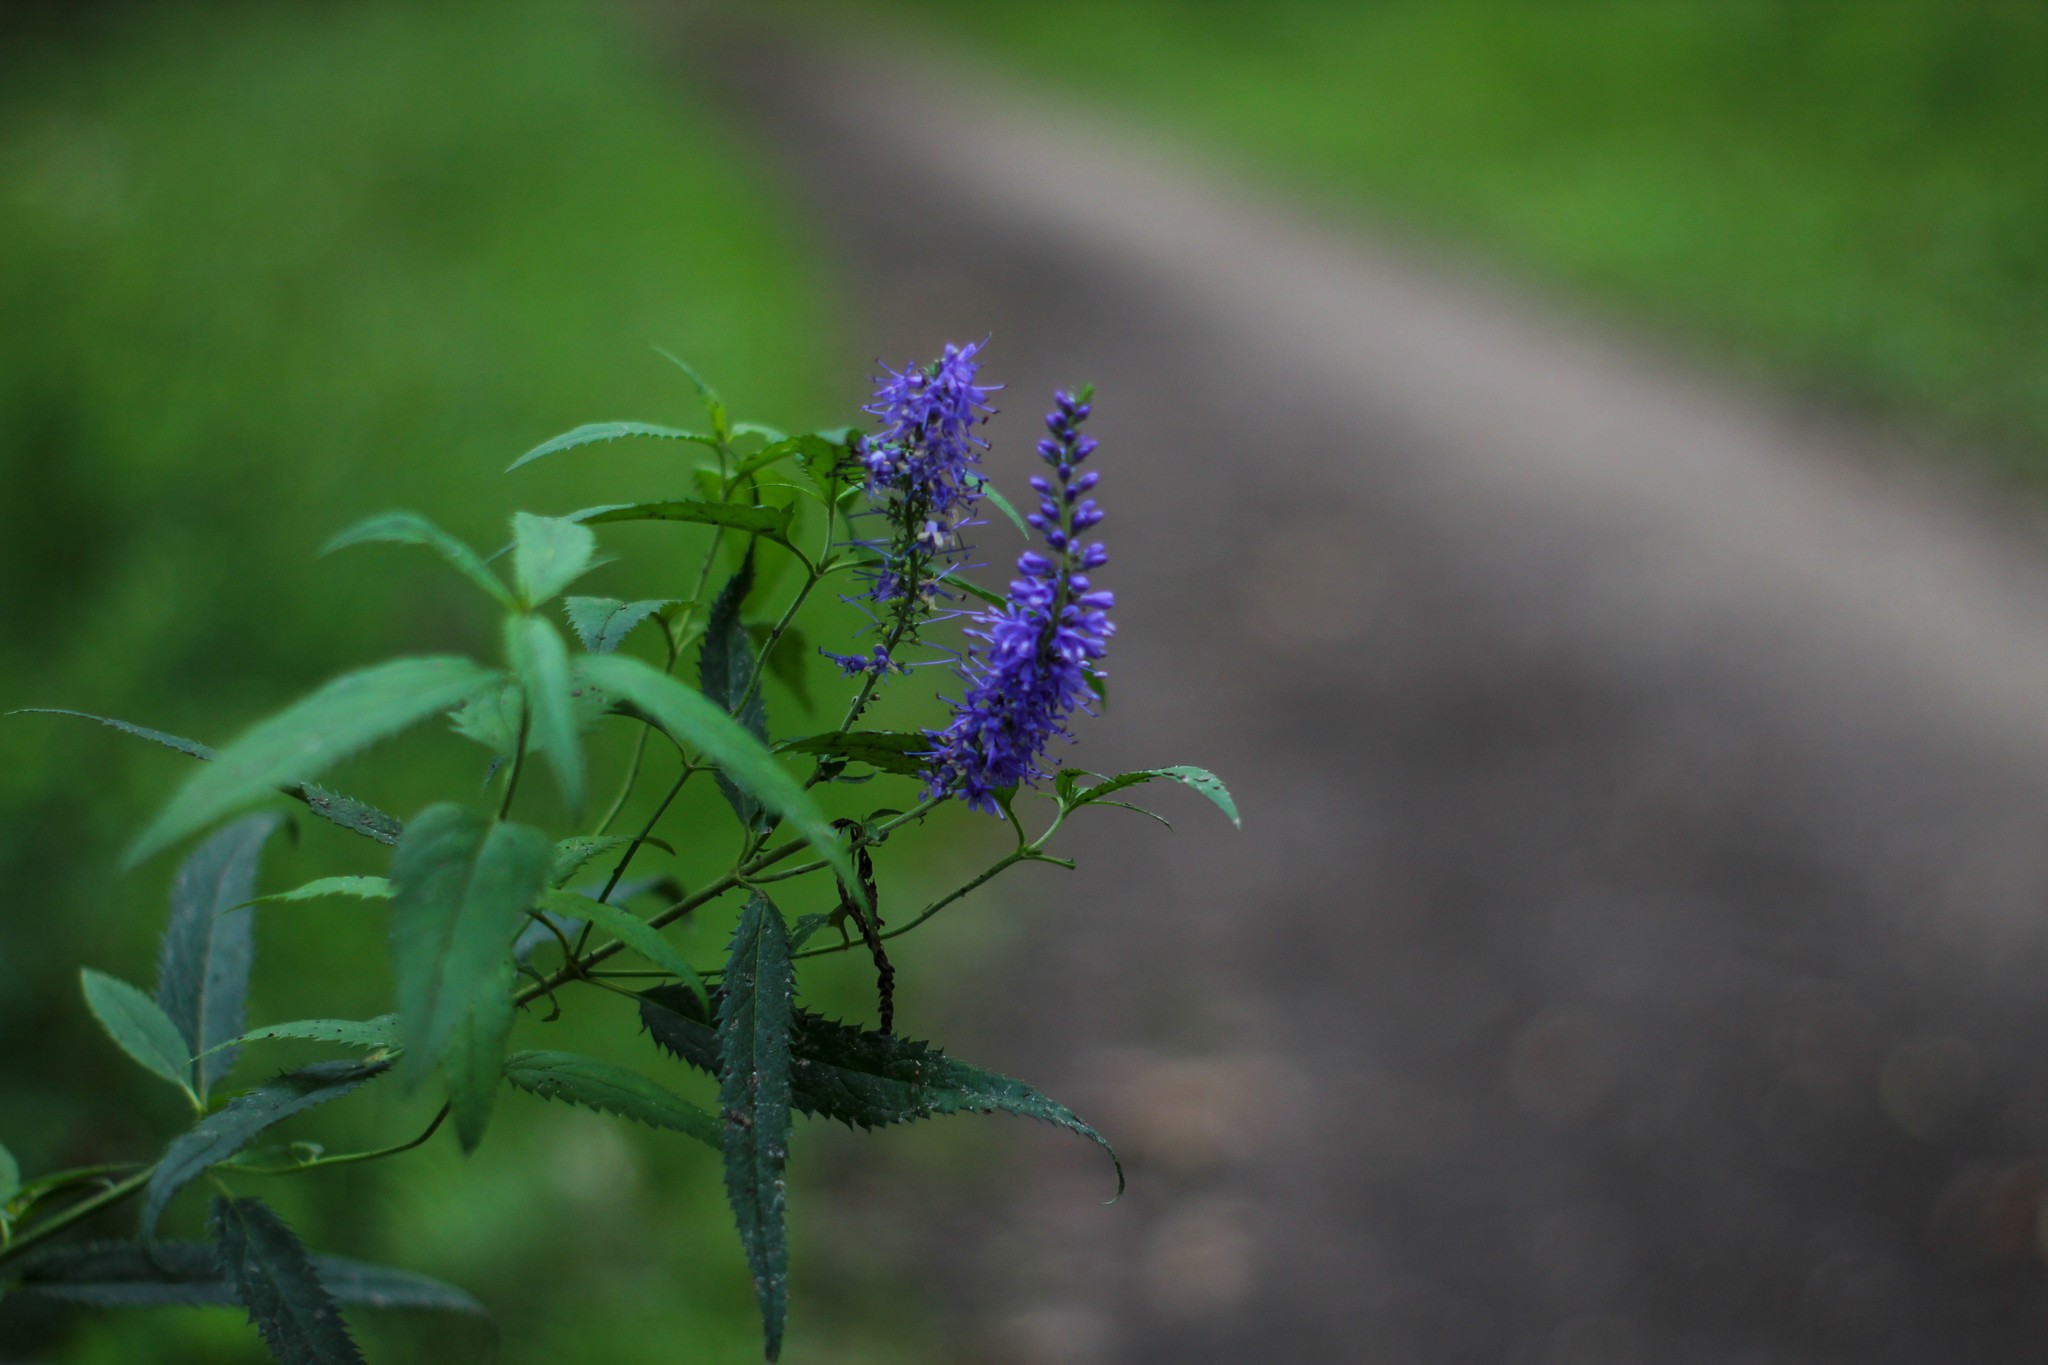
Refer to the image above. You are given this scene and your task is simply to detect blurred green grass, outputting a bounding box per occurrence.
[0,1,949,1360]
[871,0,2048,479]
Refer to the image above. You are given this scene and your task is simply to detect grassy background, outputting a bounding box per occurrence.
[0,1,954,1360]
[866,0,2048,481]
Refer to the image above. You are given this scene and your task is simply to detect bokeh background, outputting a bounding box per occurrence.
[8,2,2048,1362]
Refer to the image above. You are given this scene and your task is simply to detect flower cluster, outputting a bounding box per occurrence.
[861,339,997,523]
[923,389,1113,813]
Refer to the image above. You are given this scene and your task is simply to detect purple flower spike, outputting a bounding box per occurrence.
[862,340,999,521]
[923,388,1113,814]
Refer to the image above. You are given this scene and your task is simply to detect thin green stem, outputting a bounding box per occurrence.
[0,1168,153,1265]
[497,703,532,821]
[225,1106,450,1176]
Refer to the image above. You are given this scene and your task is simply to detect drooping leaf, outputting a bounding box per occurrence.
[248,877,392,906]
[563,596,677,654]
[564,499,794,546]
[641,987,1122,1195]
[14,711,402,846]
[80,970,194,1099]
[388,806,551,1082]
[128,658,501,867]
[780,731,928,777]
[156,814,284,1095]
[210,1017,399,1055]
[322,511,512,609]
[442,959,516,1152]
[12,1242,485,1316]
[574,654,859,902]
[507,421,717,473]
[142,1060,387,1235]
[700,550,768,833]
[717,896,794,1360]
[211,1196,365,1365]
[1059,765,1239,827]
[505,615,585,814]
[503,1050,718,1149]
[540,891,705,1005]
[509,512,597,607]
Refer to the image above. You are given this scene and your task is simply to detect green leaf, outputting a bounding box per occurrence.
[565,500,793,545]
[442,959,516,1152]
[156,814,284,1096]
[505,615,585,814]
[947,577,1008,610]
[128,659,501,867]
[389,806,551,1088]
[502,1050,718,1149]
[780,730,928,776]
[540,891,705,1006]
[14,711,402,847]
[641,987,1122,1195]
[510,512,597,607]
[652,347,731,441]
[700,550,768,833]
[209,1017,399,1055]
[248,877,392,906]
[574,654,861,903]
[563,596,676,654]
[143,1060,386,1235]
[12,1242,484,1316]
[306,1256,486,1315]
[80,970,194,1099]
[1060,765,1240,827]
[450,679,609,763]
[717,896,794,1361]
[508,420,717,473]
[968,474,1030,539]
[322,511,512,609]
[211,1196,366,1365]
[0,1140,18,1208]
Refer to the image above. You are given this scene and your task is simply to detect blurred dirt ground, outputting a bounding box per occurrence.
[693,22,2048,1365]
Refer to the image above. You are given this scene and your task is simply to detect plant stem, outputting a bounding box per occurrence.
[0,1168,153,1265]
[497,703,531,821]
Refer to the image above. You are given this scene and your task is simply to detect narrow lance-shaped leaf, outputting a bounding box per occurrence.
[718,896,794,1361]
[505,614,586,814]
[701,549,767,832]
[780,731,928,776]
[81,970,194,1100]
[248,876,392,906]
[128,658,501,866]
[13,1242,485,1316]
[143,1060,387,1235]
[322,510,513,609]
[157,813,284,1095]
[540,890,706,1007]
[503,1050,719,1149]
[205,1017,399,1056]
[507,420,717,473]
[574,653,861,904]
[510,511,597,608]
[565,499,794,545]
[210,1196,365,1365]
[1060,765,1240,828]
[563,596,677,654]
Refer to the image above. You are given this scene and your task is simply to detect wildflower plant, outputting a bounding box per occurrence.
[0,345,1236,1361]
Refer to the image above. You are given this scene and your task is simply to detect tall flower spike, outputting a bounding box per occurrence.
[924,388,1113,814]
[861,340,998,521]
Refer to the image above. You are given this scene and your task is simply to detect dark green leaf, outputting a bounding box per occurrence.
[780,731,928,776]
[505,615,585,814]
[128,659,501,866]
[143,1060,386,1235]
[540,891,705,1005]
[1061,765,1240,827]
[510,512,597,607]
[503,1050,718,1149]
[717,896,794,1361]
[573,654,860,902]
[389,806,551,1086]
[0,1140,19,1208]
[757,625,814,712]
[322,511,512,608]
[157,814,284,1096]
[12,1242,484,1316]
[81,970,194,1098]
[442,959,516,1152]
[211,1196,365,1365]
[212,1017,398,1054]
[508,421,717,473]
[310,1256,486,1315]
[563,596,676,654]
[700,551,768,833]
[248,877,391,906]
[567,499,793,545]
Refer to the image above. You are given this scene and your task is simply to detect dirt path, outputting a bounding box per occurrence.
[712,30,2048,1365]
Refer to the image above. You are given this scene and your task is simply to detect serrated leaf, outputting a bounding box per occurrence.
[717,896,793,1361]
[157,814,283,1096]
[12,1242,484,1316]
[143,1060,386,1235]
[81,970,194,1099]
[540,891,705,1006]
[564,500,793,545]
[780,731,928,777]
[510,512,597,607]
[508,421,718,473]
[210,1017,399,1055]
[248,877,392,906]
[642,987,1121,1194]
[701,551,768,833]
[505,615,585,814]
[573,654,860,904]
[1064,765,1239,827]
[503,1050,718,1149]
[442,958,516,1152]
[389,806,551,1089]
[563,596,676,654]
[16,711,402,846]
[211,1196,365,1365]
[128,659,501,867]
[322,511,512,609]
